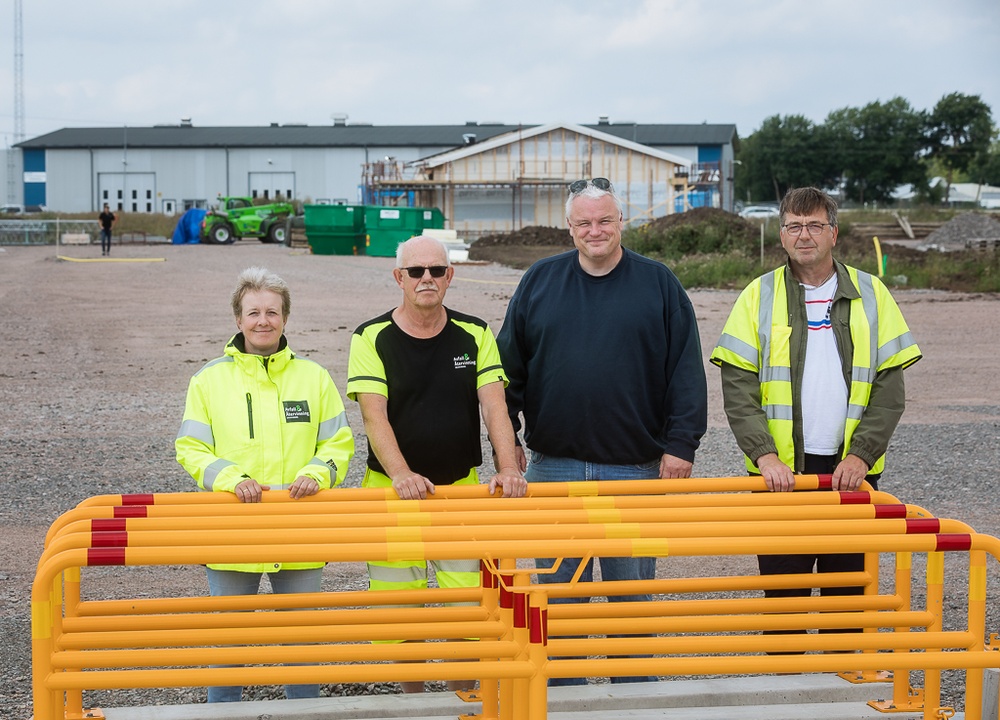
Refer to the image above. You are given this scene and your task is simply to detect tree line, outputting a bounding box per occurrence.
[735,92,999,205]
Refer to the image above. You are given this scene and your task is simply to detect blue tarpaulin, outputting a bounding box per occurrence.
[172,208,207,244]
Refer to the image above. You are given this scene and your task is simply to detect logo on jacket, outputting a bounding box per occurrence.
[283,400,311,423]
[453,353,476,370]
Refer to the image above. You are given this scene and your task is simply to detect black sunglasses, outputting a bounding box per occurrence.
[401,265,448,279]
[569,177,612,193]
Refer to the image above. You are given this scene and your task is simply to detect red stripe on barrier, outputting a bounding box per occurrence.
[480,561,496,589]
[816,474,833,489]
[529,607,547,645]
[91,531,128,547]
[87,548,126,566]
[91,519,127,532]
[839,491,872,505]
[119,493,155,506]
[514,592,527,629]
[873,504,907,519]
[113,506,148,518]
[905,518,941,534]
[936,534,973,552]
[499,575,514,609]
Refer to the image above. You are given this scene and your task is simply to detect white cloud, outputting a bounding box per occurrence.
[1,0,996,139]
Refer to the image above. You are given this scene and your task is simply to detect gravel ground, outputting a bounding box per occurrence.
[2,242,999,717]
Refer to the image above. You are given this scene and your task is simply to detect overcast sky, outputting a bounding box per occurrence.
[1,0,998,143]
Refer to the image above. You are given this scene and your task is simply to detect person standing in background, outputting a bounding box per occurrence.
[98,203,116,256]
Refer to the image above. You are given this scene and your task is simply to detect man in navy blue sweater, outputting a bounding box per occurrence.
[497,177,708,685]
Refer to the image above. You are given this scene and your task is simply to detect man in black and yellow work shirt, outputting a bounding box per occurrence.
[346,234,525,693]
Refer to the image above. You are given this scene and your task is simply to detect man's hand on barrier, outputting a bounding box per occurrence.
[234,478,270,503]
[659,453,693,479]
[288,475,321,499]
[832,455,869,491]
[756,453,795,492]
[392,471,436,500]
[488,469,527,497]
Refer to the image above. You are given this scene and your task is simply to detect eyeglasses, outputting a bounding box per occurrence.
[569,178,612,193]
[401,265,448,279]
[781,222,834,237]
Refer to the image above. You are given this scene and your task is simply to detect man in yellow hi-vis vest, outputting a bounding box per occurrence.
[710,187,921,622]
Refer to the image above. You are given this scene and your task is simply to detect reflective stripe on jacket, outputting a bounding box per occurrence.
[176,334,354,572]
[710,263,920,475]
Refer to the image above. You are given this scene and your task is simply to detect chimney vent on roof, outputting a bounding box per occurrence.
[465,121,478,126]
[331,113,349,126]
[180,117,192,127]
[462,133,477,146]
[598,116,610,125]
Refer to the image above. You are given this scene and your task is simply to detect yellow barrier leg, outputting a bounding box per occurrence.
[498,569,518,720]
[527,591,549,720]
[474,559,502,720]
[869,551,923,712]
[924,551,945,719]
[964,550,987,720]
[31,574,59,720]
[511,584,531,720]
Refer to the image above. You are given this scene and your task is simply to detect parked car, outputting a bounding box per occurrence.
[0,203,24,214]
[739,205,780,219]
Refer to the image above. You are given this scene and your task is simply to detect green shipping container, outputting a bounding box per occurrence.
[363,206,445,257]
[304,205,366,255]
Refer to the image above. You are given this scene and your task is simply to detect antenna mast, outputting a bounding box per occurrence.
[8,0,24,203]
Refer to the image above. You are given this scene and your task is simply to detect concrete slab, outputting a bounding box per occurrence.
[99,674,938,720]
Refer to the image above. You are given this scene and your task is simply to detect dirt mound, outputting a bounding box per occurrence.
[474,225,573,247]
[641,206,755,236]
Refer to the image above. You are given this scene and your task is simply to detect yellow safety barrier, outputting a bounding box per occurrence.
[32,477,1000,720]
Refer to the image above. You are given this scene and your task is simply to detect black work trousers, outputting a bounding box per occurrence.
[757,453,880,643]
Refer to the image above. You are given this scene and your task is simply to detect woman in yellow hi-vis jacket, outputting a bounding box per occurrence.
[711,187,920,633]
[176,266,354,701]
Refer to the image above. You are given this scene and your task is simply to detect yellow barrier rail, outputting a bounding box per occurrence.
[32,478,1000,720]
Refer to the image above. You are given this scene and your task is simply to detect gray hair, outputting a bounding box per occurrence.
[231,266,291,318]
[565,182,624,220]
[395,235,452,268]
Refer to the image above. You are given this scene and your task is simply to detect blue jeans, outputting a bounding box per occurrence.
[205,567,323,702]
[99,228,111,254]
[527,451,659,685]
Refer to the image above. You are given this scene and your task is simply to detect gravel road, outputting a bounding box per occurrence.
[2,242,998,717]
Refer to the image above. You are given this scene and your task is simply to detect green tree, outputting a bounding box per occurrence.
[735,115,839,203]
[926,92,994,197]
[968,137,1000,186]
[825,97,927,205]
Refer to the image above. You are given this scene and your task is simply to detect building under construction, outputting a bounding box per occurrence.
[362,121,733,236]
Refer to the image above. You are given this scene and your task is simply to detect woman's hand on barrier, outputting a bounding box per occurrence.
[234,478,269,503]
[288,475,321,499]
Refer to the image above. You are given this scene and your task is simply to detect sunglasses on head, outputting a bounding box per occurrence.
[569,178,612,194]
[401,265,448,279]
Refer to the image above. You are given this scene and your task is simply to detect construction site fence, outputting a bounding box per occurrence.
[32,476,1000,720]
